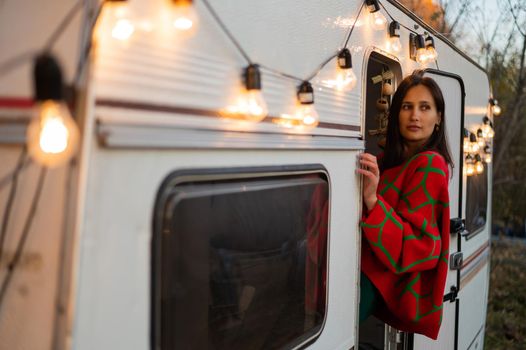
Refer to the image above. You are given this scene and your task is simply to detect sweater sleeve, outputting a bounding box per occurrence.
[361,153,449,274]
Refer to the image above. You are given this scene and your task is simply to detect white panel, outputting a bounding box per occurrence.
[413,300,456,350]
[73,147,363,350]
[458,264,489,350]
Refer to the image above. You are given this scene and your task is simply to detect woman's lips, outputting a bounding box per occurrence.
[407,126,421,131]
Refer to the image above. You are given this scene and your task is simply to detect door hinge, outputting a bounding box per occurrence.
[443,285,458,303]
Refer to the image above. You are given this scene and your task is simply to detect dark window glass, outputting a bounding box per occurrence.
[153,170,329,349]
[466,167,488,235]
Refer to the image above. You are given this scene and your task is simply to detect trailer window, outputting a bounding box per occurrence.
[465,168,488,236]
[152,169,329,349]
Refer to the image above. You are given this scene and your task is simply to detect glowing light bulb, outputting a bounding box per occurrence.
[416,48,429,64]
[484,153,492,163]
[425,36,438,61]
[370,12,387,30]
[387,21,402,53]
[492,104,501,116]
[223,89,268,122]
[27,101,79,168]
[276,81,319,130]
[475,161,484,174]
[295,104,319,128]
[112,18,135,40]
[387,36,402,53]
[222,65,268,122]
[170,0,198,36]
[321,48,357,92]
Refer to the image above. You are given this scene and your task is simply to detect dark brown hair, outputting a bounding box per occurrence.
[381,70,454,173]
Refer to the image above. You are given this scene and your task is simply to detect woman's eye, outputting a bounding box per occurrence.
[421,105,430,110]
[402,105,411,110]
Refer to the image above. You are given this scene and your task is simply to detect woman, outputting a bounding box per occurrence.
[357,70,453,340]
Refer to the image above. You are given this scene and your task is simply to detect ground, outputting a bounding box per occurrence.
[485,237,526,349]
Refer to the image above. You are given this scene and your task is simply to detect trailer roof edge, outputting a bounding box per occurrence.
[386,0,488,75]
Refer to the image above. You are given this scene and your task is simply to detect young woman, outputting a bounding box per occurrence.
[357,70,453,340]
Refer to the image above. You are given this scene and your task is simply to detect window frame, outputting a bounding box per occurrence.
[151,164,331,350]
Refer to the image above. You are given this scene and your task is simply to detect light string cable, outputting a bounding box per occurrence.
[303,0,366,82]
[0,167,47,314]
[0,0,84,79]
[0,147,27,263]
[378,1,439,69]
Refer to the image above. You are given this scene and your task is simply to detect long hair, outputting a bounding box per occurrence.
[381,70,454,173]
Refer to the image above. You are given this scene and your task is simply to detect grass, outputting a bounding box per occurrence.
[485,237,526,349]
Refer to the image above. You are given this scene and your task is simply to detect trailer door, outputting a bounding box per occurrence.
[412,70,464,350]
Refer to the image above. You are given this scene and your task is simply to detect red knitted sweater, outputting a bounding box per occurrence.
[361,151,450,339]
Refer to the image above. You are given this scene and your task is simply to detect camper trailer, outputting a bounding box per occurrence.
[0,0,493,349]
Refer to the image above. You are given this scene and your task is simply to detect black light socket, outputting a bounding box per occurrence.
[298,81,314,105]
[34,53,64,101]
[469,133,477,143]
[425,35,435,49]
[477,128,483,138]
[365,0,380,13]
[337,48,353,69]
[244,64,261,90]
[389,21,400,37]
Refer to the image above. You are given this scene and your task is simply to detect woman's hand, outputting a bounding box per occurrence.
[356,153,380,212]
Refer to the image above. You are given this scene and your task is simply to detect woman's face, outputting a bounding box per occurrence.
[398,84,441,150]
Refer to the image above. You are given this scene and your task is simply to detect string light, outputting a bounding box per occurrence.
[465,154,475,176]
[483,145,492,163]
[482,116,495,138]
[409,34,429,65]
[474,154,484,174]
[424,35,438,61]
[27,54,79,168]
[169,0,199,36]
[321,48,357,92]
[365,0,387,31]
[489,98,502,116]
[290,81,319,129]
[463,128,470,153]
[469,132,480,153]
[476,128,485,147]
[222,64,268,122]
[101,0,135,42]
[387,21,402,53]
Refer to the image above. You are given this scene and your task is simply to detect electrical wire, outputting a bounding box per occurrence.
[0,0,84,79]
[0,148,27,264]
[200,0,253,64]
[0,166,47,314]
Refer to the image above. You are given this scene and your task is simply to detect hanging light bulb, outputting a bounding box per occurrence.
[476,129,485,148]
[294,81,319,128]
[414,35,429,65]
[222,64,268,122]
[321,48,357,92]
[169,0,199,36]
[424,35,438,61]
[463,128,470,153]
[465,154,475,176]
[365,0,387,31]
[474,154,484,175]
[469,132,480,153]
[27,54,79,168]
[490,98,502,116]
[98,0,135,42]
[483,145,492,163]
[387,21,402,53]
[482,116,495,138]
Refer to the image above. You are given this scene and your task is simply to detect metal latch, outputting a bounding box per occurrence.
[450,218,469,237]
[450,252,463,270]
[443,285,458,303]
